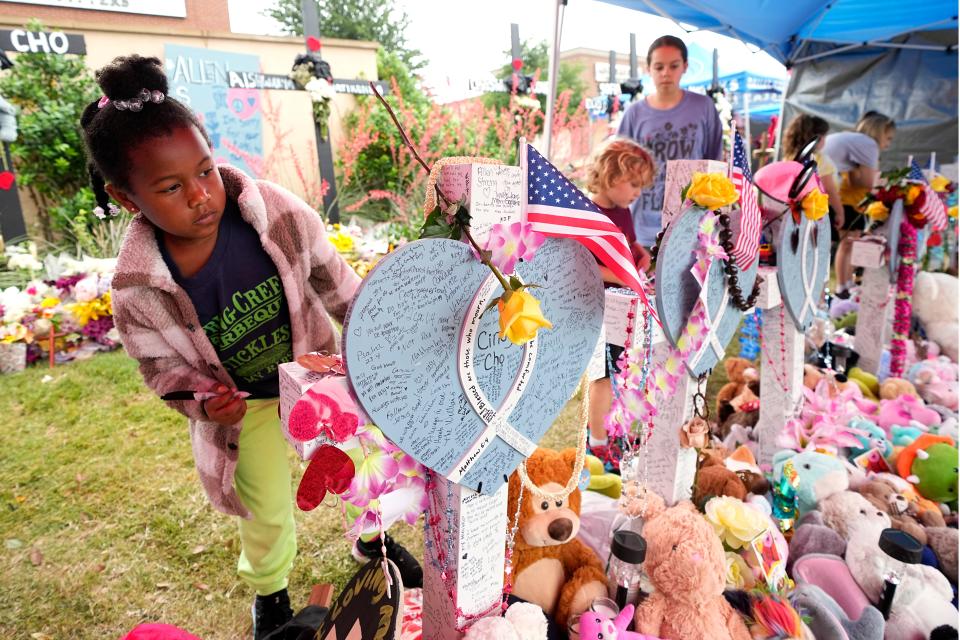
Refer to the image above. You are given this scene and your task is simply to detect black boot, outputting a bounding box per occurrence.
[252,588,294,640]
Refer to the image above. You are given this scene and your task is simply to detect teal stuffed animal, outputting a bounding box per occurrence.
[772,450,849,516]
[847,418,893,459]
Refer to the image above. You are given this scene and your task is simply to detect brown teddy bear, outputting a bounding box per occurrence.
[633,501,752,640]
[855,479,929,544]
[715,358,760,424]
[879,377,919,400]
[693,447,771,508]
[693,449,747,508]
[507,448,608,625]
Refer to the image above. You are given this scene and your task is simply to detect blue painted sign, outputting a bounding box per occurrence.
[655,205,758,377]
[164,44,264,177]
[343,238,604,495]
[777,213,831,331]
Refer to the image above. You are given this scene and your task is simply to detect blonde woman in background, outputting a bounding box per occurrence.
[783,114,844,228]
[824,111,896,294]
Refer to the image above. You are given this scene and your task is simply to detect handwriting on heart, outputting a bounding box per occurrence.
[777,213,830,331]
[344,238,603,494]
[655,205,758,377]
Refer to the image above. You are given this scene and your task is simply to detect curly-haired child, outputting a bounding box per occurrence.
[584,137,655,467]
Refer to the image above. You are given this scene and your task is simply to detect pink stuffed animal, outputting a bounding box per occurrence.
[633,502,751,640]
[909,358,959,411]
[579,604,661,640]
[876,394,941,434]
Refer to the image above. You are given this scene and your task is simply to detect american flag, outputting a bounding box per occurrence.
[729,130,762,269]
[908,159,948,231]
[522,143,655,315]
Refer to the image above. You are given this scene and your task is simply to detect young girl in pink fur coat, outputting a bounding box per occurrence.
[80,54,419,638]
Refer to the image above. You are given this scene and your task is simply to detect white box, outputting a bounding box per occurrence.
[278,359,333,460]
[661,159,729,228]
[850,240,886,269]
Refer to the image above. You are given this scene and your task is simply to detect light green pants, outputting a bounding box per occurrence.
[235,398,297,596]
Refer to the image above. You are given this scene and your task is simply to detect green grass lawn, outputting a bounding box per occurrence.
[0,349,729,638]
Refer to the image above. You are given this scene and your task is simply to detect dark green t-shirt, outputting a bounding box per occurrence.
[159,199,292,397]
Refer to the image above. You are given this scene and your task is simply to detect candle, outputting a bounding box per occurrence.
[590,596,620,619]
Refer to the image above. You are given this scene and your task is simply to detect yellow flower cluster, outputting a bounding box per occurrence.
[865,201,890,222]
[686,172,739,209]
[904,184,923,206]
[328,230,356,254]
[930,175,951,193]
[801,188,829,221]
[67,292,112,327]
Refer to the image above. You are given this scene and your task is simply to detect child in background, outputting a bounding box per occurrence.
[584,137,655,466]
[80,55,421,638]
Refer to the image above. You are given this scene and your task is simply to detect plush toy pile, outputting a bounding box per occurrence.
[565,328,959,640]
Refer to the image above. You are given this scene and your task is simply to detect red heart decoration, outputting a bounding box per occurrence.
[0,171,14,190]
[511,58,523,72]
[307,36,322,52]
[297,445,354,511]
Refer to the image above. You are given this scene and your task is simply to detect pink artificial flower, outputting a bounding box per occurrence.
[385,475,429,526]
[349,508,381,539]
[356,424,400,454]
[349,449,400,504]
[483,221,546,275]
[395,451,424,477]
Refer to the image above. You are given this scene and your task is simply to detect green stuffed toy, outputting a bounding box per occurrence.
[584,454,622,499]
[896,433,959,508]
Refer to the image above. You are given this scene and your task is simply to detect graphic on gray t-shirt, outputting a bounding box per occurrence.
[617,91,723,245]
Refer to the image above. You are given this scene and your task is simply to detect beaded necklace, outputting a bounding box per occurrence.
[422,470,526,630]
[759,306,791,394]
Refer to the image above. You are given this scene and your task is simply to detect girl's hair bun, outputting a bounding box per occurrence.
[95,55,168,101]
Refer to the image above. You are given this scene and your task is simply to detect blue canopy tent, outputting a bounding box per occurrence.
[581,0,957,66]
[541,0,958,167]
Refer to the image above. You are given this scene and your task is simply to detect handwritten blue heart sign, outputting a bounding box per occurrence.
[655,205,758,377]
[343,238,604,495]
[776,213,830,331]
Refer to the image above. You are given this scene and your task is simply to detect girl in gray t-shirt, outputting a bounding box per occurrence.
[618,35,724,245]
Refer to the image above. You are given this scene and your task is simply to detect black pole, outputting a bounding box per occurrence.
[510,23,521,90]
[300,0,340,223]
[0,142,26,241]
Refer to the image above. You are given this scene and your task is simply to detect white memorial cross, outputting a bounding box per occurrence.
[755,266,805,468]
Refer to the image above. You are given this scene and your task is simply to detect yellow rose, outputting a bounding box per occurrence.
[930,175,950,193]
[905,184,922,205]
[686,172,739,209]
[864,200,890,221]
[949,205,958,219]
[801,188,829,221]
[725,551,756,589]
[704,495,770,549]
[497,290,553,345]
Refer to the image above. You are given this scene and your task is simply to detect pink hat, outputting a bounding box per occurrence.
[754,160,824,204]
